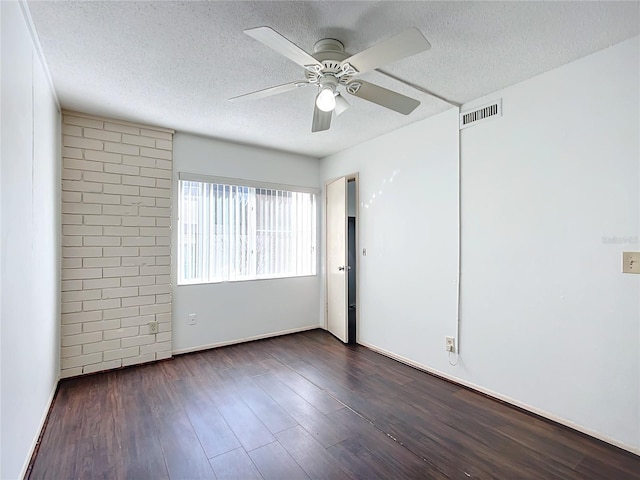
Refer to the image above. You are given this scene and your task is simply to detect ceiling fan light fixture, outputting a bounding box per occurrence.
[334,93,350,116]
[316,86,336,112]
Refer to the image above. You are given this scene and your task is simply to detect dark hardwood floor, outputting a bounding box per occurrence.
[28,329,639,479]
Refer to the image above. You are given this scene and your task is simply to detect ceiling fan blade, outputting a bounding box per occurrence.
[334,94,350,116]
[347,81,420,115]
[245,26,322,69]
[342,28,431,74]
[229,81,307,102]
[312,105,332,132]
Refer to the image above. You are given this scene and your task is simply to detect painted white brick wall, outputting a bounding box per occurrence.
[60,111,173,378]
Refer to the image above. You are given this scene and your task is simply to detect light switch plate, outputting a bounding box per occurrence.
[622,252,640,274]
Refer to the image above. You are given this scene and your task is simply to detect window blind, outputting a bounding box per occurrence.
[178,179,316,284]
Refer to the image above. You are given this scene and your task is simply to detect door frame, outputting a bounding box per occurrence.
[324,172,359,343]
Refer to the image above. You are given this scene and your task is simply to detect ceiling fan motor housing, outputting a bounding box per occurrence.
[306,38,356,85]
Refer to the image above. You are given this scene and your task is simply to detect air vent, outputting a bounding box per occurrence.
[459,99,502,129]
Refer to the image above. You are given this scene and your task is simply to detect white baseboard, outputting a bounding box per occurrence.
[359,340,640,456]
[172,325,319,355]
[20,375,60,479]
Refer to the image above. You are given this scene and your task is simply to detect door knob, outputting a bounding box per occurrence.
[338,266,351,271]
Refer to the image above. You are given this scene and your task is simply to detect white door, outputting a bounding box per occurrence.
[326,176,348,343]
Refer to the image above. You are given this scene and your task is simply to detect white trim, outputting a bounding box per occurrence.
[19,375,60,479]
[454,108,461,355]
[323,172,359,340]
[352,174,360,345]
[18,1,61,111]
[358,340,640,456]
[178,172,319,195]
[176,273,318,287]
[171,325,319,355]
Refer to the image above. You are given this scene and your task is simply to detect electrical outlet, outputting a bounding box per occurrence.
[188,313,197,325]
[445,336,455,353]
[148,321,159,334]
[622,252,640,274]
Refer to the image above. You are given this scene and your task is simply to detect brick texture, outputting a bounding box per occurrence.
[60,111,173,378]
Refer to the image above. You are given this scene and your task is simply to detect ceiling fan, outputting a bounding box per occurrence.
[229,27,431,132]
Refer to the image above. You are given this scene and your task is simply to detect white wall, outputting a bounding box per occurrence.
[172,133,321,352]
[0,2,61,478]
[459,36,639,451]
[321,36,639,452]
[0,3,4,470]
[322,109,460,359]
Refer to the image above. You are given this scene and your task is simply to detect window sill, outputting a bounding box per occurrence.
[176,273,318,287]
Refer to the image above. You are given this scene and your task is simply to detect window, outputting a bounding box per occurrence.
[178,175,317,285]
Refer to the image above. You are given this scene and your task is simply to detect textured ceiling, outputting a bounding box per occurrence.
[27,1,640,158]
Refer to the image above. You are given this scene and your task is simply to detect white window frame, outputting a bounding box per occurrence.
[177,172,318,285]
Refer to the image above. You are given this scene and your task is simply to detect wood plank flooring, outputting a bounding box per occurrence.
[28,329,640,479]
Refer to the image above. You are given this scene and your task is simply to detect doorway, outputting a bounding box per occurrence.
[325,174,358,344]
